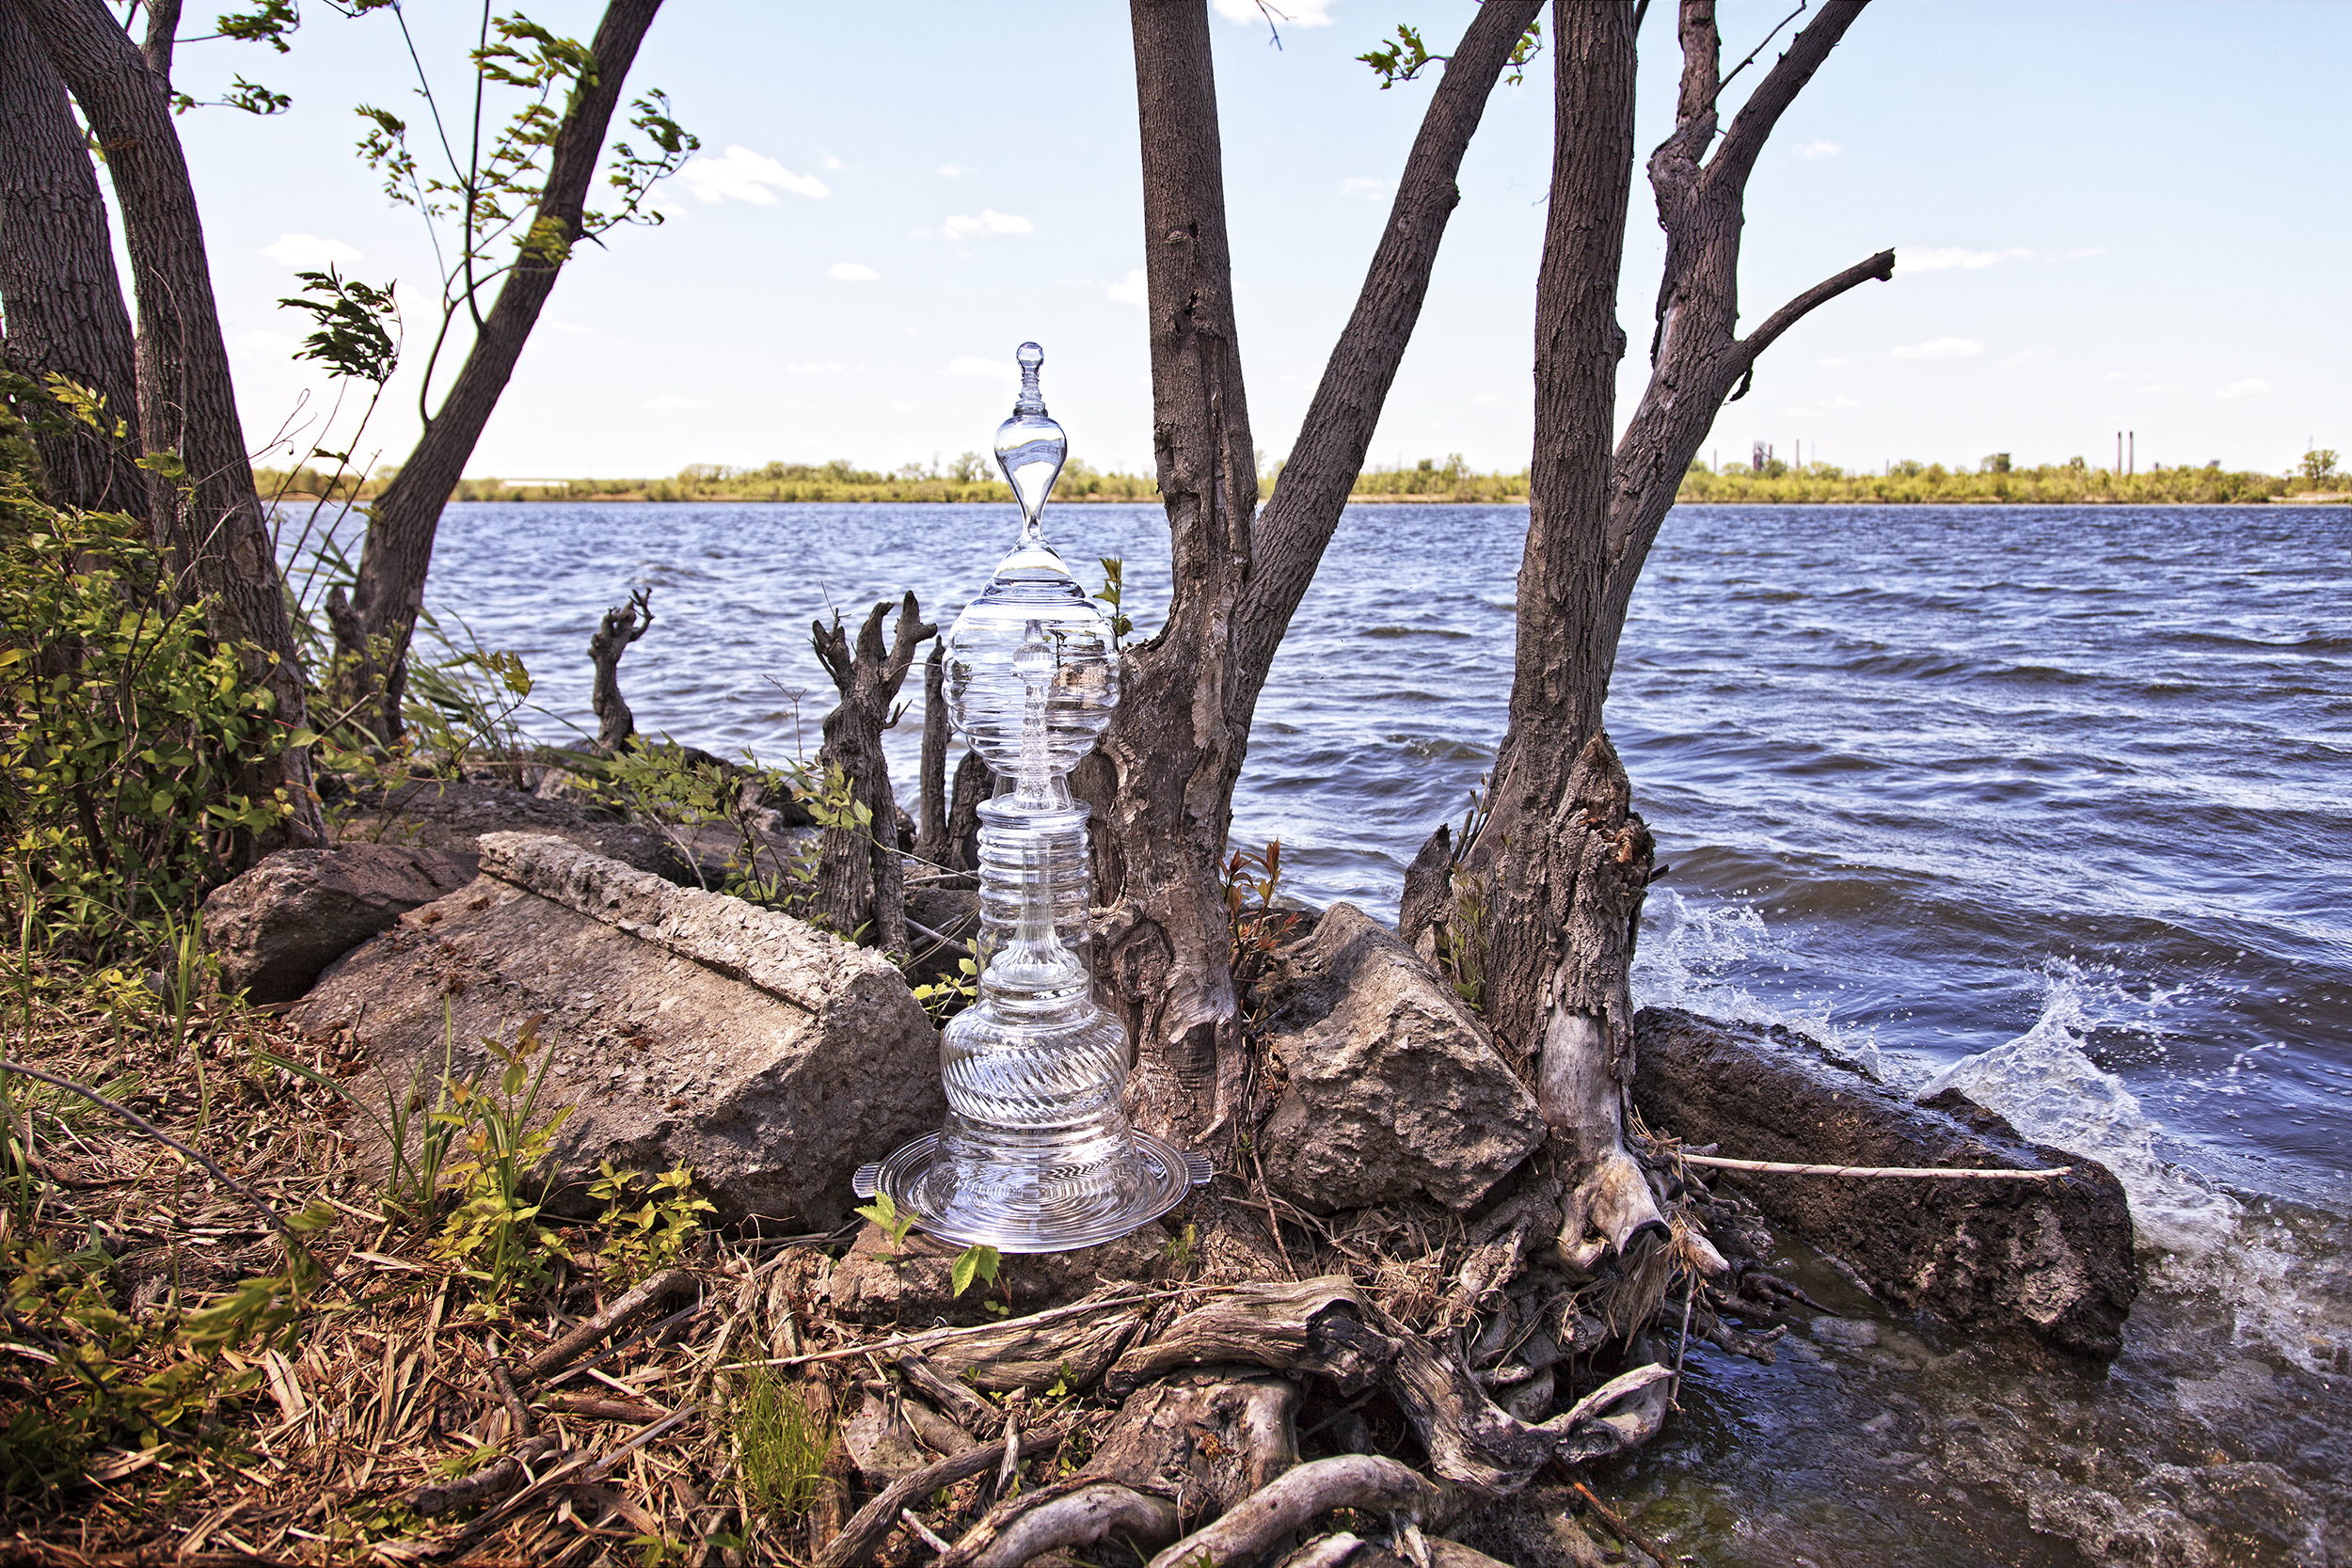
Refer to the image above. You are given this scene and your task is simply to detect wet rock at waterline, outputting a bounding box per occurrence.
[201,843,481,1004]
[290,832,942,1229]
[1253,903,1544,1212]
[1632,1006,2139,1358]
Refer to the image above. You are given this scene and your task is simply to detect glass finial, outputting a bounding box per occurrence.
[994,341,1066,535]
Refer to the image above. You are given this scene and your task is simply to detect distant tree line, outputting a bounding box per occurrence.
[259,447,2345,507]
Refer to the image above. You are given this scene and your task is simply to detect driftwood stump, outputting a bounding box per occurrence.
[811,592,934,954]
[914,642,950,864]
[589,586,654,755]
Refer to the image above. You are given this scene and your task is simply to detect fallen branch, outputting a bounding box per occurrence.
[518,1267,699,1381]
[1565,1478,1674,1568]
[1148,1455,1437,1568]
[408,1434,560,1517]
[1682,1154,2072,1180]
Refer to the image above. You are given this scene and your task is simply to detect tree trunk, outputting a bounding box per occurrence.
[343,0,663,737]
[1100,0,1541,1153]
[812,594,933,956]
[1472,0,1890,1264]
[23,0,323,849]
[0,0,145,515]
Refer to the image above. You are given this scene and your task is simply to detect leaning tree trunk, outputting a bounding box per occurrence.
[1096,0,1542,1154]
[1470,0,1891,1266]
[811,594,933,956]
[0,0,145,515]
[23,0,323,849]
[342,0,663,738]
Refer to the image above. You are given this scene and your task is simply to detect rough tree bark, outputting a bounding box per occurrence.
[1098,0,1543,1152]
[0,0,146,515]
[338,0,663,737]
[589,587,653,754]
[22,0,324,847]
[811,594,934,956]
[1470,0,1893,1263]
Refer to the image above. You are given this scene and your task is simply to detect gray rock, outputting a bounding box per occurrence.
[1633,1006,2139,1359]
[1810,1317,1880,1349]
[201,843,480,1003]
[334,777,755,890]
[1254,903,1545,1212]
[291,832,943,1229]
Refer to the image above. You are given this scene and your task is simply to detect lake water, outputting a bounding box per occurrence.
[346,499,2351,1563]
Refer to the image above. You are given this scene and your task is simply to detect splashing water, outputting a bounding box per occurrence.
[1915,962,2242,1257]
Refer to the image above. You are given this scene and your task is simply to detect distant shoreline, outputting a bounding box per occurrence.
[267,490,2350,509]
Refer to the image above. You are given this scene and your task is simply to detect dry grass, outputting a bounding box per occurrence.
[0,973,1143,1567]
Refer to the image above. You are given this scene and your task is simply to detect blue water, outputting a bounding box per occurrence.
[327,499,2349,1212]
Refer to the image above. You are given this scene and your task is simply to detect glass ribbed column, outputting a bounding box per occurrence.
[854,343,1206,1251]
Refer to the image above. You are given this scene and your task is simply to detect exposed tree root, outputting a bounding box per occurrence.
[1148,1454,1438,1568]
[936,1478,1182,1568]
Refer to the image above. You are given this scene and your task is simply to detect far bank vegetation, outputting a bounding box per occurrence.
[261,447,2350,508]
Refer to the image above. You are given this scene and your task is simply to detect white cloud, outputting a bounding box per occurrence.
[1796,139,1841,160]
[1213,0,1334,23]
[2066,246,2108,260]
[1902,245,2034,271]
[642,394,708,410]
[2217,378,2271,400]
[672,146,829,205]
[1830,395,1860,408]
[1818,356,1851,369]
[235,329,302,355]
[2103,370,2130,382]
[819,150,847,171]
[1340,176,1391,202]
[949,356,1018,379]
[1107,269,1148,307]
[943,209,1033,241]
[829,261,880,281]
[937,163,973,178]
[787,361,843,373]
[1998,348,2047,368]
[261,232,361,268]
[1891,337,1984,361]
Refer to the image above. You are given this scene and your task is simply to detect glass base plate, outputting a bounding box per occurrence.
[851,1132,1212,1255]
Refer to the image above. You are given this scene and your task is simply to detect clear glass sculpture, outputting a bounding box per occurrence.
[854,343,1206,1252]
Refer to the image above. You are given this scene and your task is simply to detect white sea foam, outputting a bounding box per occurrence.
[1632,892,1885,1078]
[1915,966,2240,1256]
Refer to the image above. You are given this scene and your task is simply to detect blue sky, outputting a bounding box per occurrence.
[163,1,2347,480]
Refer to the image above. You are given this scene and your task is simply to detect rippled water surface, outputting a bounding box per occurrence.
[383,499,2349,1563]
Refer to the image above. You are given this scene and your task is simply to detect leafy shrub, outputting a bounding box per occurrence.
[0,480,300,957]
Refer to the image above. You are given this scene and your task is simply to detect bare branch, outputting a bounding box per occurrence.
[1713,0,1807,103]
[1733,246,1895,370]
[1706,0,1867,190]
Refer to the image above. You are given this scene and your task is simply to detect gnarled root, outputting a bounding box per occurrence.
[1088,1370,1301,1516]
[1108,1278,1675,1494]
[1149,1455,1438,1568]
[936,1478,1181,1568]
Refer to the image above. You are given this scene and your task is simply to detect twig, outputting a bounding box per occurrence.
[517,1266,699,1380]
[719,1283,1237,1371]
[1680,1155,2071,1180]
[1568,1480,1676,1568]
[0,1058,305,1248]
